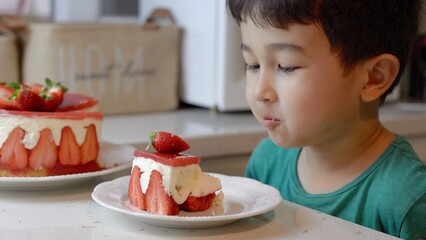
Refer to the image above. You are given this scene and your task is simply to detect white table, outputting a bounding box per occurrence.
[0,169,399,240]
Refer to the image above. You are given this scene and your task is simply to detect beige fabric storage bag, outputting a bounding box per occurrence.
[0,27,19,83]
[23,11,180,114]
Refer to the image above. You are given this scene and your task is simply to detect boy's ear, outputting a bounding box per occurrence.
[360,54,400,102]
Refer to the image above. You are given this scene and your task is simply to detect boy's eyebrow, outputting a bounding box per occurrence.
[266,43,305,54]
[241,43,305,55]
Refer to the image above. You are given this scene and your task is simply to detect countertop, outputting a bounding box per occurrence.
[102,102,426,159]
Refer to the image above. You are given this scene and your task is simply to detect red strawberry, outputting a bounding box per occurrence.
[128,166,147,210]
[0,127,28,169]
[6,82,45,111]
[147,131,190,154]
[29,128,58,169]
[15,89,45,111]
[0,83,14,97]
[179,193,216,212]
[41,78,67,112]
[145,170,179,215]
[0,79,67,112]
[58,126,81,165]
[0,82,20,110]
[80,124,99,164]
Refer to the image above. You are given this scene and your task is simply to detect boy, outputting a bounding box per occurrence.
[227,0,426,239]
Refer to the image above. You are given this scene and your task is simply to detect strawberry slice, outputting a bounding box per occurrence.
[80,124,99,164]
[128,166,147,210]
[147,131,190,154]
[0,127,28,170]
[145,170,179,215]
[179,193,216,212]
[58,126,81,165]
[29,128,58,169]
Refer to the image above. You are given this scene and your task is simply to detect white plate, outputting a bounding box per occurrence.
[0,142,135,191]
[92,173,282,228]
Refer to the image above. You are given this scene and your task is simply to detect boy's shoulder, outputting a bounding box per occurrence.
[372,138,426,238]
[370,135,425,209]
[378,135,425,175]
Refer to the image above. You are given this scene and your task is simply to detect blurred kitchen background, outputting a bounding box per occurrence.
[2,0,426,111]
[0,0,248,113]
[2,0,426,110]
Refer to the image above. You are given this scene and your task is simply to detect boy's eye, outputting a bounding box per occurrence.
[278,64,299,73]
[245,63,260,71]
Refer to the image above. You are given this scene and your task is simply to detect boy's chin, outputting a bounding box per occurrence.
[267,132,303,149]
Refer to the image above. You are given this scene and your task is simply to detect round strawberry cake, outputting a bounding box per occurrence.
[0,79,104,177]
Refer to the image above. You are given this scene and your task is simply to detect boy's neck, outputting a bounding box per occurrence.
[296,122,396,194]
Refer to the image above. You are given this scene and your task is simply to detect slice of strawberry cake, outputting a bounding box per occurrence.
[128,131,223,215]
[0,79,103,177]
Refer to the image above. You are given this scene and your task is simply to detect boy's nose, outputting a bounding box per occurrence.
[253,71,277,102]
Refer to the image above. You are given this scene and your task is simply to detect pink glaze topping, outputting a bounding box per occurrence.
[133,150,200,167]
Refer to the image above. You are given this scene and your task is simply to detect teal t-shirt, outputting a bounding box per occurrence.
[246,136,426,240]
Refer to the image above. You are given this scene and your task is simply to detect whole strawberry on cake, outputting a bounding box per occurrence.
[128,131,223,215]
[0,78,103,177]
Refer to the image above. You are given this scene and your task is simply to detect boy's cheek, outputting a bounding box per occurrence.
[245,80,256,103]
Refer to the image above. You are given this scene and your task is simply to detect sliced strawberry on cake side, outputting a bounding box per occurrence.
[0,127,28,170]
[128,166,147,210]
[59,126,81,165]
[80,124,99,165]
[145,170,180,215]
[29,128,58,169]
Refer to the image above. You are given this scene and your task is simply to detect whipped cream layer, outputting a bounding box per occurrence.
[0,113,102,150]
[133,157,222,205]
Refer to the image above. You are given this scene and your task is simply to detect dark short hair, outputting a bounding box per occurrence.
[227,0,423,102]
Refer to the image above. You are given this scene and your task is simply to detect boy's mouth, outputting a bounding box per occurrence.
[261,116,281,129]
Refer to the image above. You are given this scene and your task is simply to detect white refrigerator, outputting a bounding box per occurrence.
[140,0,249,111]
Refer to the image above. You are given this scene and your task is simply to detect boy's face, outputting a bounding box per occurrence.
[240,20,367,148]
